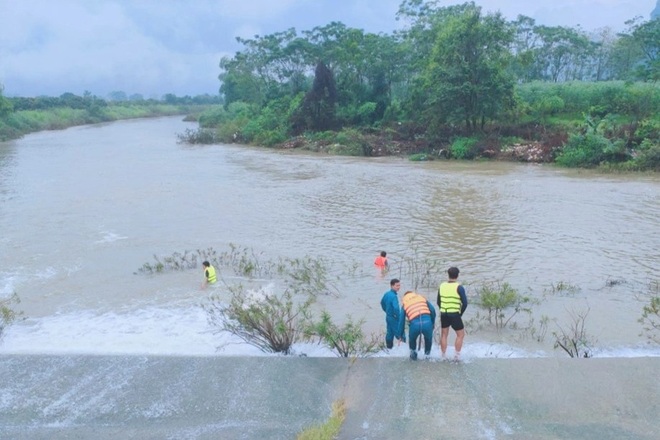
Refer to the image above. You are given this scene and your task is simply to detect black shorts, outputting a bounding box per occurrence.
[440,313,464,331]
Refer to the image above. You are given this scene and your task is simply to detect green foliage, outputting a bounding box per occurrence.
[476,282,533,330]
[176,128,219,144]
[408,153,430,161]
[198,106,228,128]
[553,308,595,358]
[449,136,480,159]
[544,281,581,296]
[205,285,313,354]
[555,132,622,167]
[516,81,660,120]
[297,399,346,440]
[305,311,383,357]
[638,292,660,343]
[1,292,22,340]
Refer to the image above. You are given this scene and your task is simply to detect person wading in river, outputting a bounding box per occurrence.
[437,266,468,361]
[201,261,217,289]
[374,251,389,271]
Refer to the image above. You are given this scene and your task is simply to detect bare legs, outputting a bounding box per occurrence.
[440,327,465,358]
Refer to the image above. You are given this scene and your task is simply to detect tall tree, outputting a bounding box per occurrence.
[291,61,338,133]
[418,2,515,132]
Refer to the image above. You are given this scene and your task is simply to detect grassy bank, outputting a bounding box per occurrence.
[0,103,209,142]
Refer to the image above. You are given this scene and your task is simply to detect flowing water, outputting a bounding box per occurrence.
[1,116,659,357]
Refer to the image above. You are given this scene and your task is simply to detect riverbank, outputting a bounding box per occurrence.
[1,354,658,439]
[0,103,207,142]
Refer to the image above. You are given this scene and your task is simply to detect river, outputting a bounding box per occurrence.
[1,116,658,358]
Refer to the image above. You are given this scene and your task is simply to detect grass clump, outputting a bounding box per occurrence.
[297,399,346,440]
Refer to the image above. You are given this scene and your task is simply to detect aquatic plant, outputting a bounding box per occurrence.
[205,284,314,355]
[552,308,595,358]
[392,235,444,292]
[305,311,384,358]
[475,282,534,331]
[544,281,581,296]
[638,292,660,343]
[0,292,22,340]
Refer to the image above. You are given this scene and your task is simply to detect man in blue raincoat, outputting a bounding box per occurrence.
[380,278,405,349]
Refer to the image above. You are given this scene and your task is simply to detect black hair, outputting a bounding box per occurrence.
[447,267,459,279]
[390,278,400,286]
[202,261,210,267]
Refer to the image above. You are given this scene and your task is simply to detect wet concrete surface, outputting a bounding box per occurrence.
[0,355,658,439]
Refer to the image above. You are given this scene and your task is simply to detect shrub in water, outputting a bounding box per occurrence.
[306,311,384,357]
[205,285,314,355]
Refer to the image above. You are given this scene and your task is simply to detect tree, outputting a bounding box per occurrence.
[291,61,338,133]
[0,84,13,117]
[419,2,515,132]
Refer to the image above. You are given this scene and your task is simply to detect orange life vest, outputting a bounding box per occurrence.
[374,256,387,268]
[402,292,430,321]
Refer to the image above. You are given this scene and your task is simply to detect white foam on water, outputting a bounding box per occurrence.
[93,230,128,244]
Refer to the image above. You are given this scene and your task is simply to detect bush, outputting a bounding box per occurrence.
[639,293,660,343]
[555,133,616,167]
[1,292,21,340]
[449,136,480,159]
[476,282,533,330]
[205,285,313,354]
[305,311,383,357]
[553,308,595,358]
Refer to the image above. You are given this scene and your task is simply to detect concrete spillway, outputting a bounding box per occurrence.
[1,355,658,439]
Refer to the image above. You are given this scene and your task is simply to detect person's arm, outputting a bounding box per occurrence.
[380,294,387,312]
[427,301,436,326]
[458,285,468,315]
[387,296,399,320]
[437,288,442,309]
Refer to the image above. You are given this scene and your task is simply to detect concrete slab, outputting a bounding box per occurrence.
[0,355,658,439]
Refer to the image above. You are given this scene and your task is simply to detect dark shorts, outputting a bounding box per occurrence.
[441,313,464,331]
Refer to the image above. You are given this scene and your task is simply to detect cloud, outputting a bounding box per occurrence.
[0,0,657,98]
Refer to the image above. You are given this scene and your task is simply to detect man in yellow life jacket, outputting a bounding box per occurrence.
[437,266,468,361]
[396,290,436,360]
[201,261,217,289]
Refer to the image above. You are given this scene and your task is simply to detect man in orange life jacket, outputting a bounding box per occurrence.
[437,266,468,361]
[396,290,436,360]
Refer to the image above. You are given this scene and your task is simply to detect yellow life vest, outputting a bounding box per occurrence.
[206,265,217,284]
[402,292,430,321]
[439,282,462,314]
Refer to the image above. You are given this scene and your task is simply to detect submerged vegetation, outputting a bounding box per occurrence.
[176,1,659,171]
[0,292,22,340]
[137,244,660,358]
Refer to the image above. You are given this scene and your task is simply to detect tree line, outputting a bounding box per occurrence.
[201,0,658,170]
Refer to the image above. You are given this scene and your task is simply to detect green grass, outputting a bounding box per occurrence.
[297,399,346,440]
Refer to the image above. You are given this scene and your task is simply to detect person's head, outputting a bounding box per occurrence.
[202,261,210,268]
[390,278,401,291]
[404,290,414,296]
[448,266,459,280]
[380,251,387,258]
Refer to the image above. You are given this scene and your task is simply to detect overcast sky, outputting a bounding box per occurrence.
[0,0,656,98]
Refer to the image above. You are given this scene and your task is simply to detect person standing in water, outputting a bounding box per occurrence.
[201,261,217,289]
[437,267,468,361]
[374,251,389,271]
